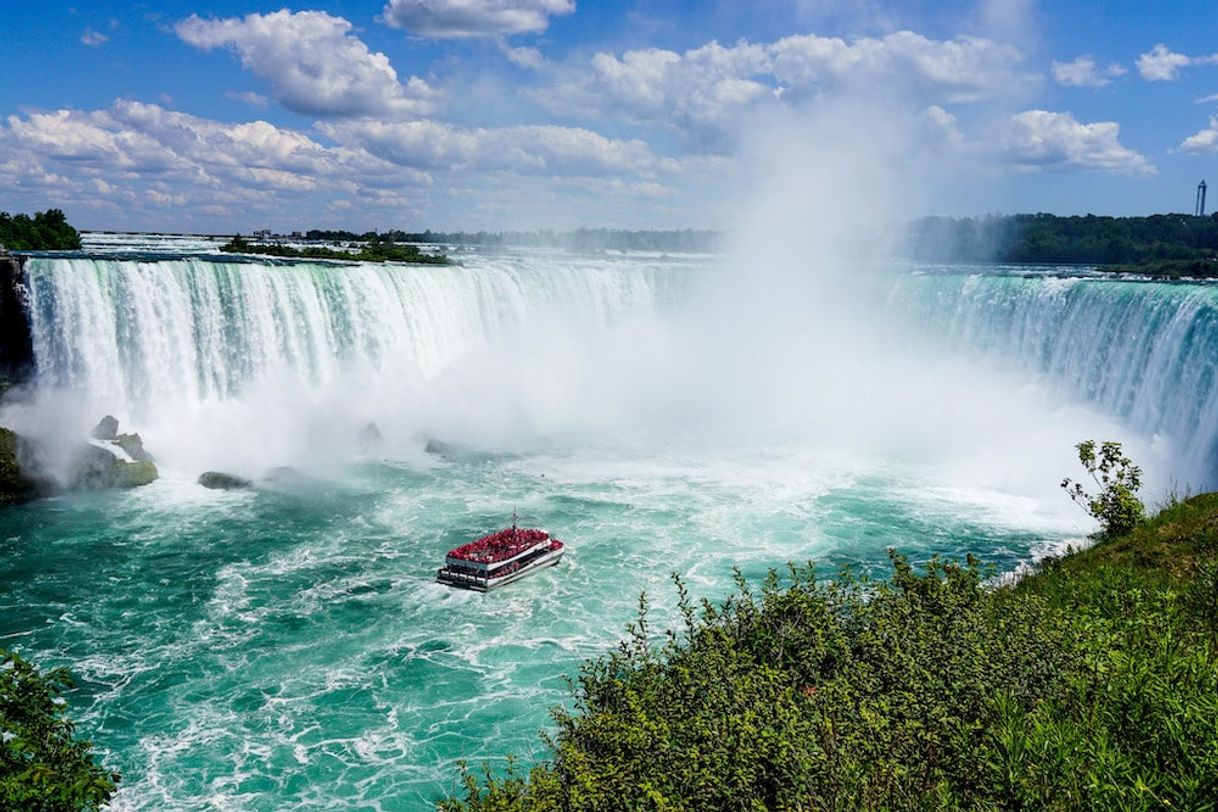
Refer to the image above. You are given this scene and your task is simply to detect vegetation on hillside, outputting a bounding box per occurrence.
[440,494,1218,809]
[0,649,118,811]
[220,235,449,265]
[908,212,1218,272]
[0,210,82,251]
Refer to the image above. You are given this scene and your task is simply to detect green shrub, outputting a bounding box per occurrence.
[439,555,1084,811]
[0,649,118,811]
[1061,440,1146,537]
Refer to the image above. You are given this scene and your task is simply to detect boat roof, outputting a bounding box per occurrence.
[447,526,551,564]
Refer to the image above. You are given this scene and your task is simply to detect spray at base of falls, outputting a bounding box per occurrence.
[3,252,1216,494]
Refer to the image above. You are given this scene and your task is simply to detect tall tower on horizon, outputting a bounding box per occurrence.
[1197,180,1208,217]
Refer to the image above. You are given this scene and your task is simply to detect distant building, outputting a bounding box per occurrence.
[1197,180,1208,217]
[290,231,303,239]
[253,229,272,240]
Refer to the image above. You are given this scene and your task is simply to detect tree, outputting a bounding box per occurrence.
[1061,440,1146,537]
[0,210,82,251]
[0,649,118,811]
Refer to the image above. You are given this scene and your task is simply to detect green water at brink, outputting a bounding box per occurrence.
[0,447,1070,810]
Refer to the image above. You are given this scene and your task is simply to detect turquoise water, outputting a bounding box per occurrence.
[5,243,1217,809]
[0,449,1068,810]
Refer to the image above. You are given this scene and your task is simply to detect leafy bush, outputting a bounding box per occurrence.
[1061,440,1146,537]
[0,649,118,811]
[441,556,1081,811]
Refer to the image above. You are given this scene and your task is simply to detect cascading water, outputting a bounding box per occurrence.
[23,254,690,421]
[887,269,1218,487]
[14,255,1218,488]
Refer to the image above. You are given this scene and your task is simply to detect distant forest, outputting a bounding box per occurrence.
[305,227,721,254]
[907,212,1218,265]
[0,209,82,251]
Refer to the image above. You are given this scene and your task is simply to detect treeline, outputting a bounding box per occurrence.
[908,212,1218,265]
[221,235,448,265]
[0,209,82,251]
[305,228,720,253]
[441,495,1218,810]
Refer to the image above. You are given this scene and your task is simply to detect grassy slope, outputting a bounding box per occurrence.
[440,496,1218,811]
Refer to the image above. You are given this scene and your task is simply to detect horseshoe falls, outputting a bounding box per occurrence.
[888,270,1218,486]
[3,245,1216,811]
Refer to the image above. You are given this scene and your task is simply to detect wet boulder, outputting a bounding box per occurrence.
[260,466,329,494]
[114,432,154,462]
[198,471,252,490]
[90,415,119,441]
[358,422,383,451]
[69,443,158,490]
[424,438,456,455]
[0,427,51,505]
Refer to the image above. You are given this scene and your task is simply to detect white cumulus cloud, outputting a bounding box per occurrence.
[380,0,574,38]
[540,31,1031,150]
[176,10,437,118]
[1181,116,1218,154]
[1002,110,1153,175]
[0,100,417,215]
[1051,56,1125,87]
[1136,43,1218,82]
[504,45,545,69]
[319,118,662,178]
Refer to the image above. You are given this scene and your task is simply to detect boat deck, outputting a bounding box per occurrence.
[437,545,564,591]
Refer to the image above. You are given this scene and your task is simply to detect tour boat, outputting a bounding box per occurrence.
[436,515,565,591]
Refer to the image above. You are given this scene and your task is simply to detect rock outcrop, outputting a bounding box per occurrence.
[70,416,159,490]
[0,427,50,505]
[424,438,456,455]
[198,471,252,490]
[114,432,153,462]
[69,444,158,490]
[0,255,33,397]
[359,421,383,451]
[90,415,119,441]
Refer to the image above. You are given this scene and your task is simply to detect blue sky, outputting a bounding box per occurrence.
[1,0,1217,232]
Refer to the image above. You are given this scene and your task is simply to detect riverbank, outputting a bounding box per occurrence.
[1102,258,1218,278]
[441,495,1218,811]
[220,235,450,265]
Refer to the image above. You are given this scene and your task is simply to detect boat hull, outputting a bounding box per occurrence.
[436,546,565,592]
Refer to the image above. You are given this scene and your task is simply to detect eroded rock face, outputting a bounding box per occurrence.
[424,438,455,455]
[114,432,153,462]
[0,256,33,389]
[198,471,252,490]
[0,427,50,505]
[69,443,158,490]
[72,417,159,490]
[90,415,120,441]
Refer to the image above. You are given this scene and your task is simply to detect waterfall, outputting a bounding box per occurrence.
[15,254,1218,486]
[22,255,688,421]
[888,271,1218,483]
